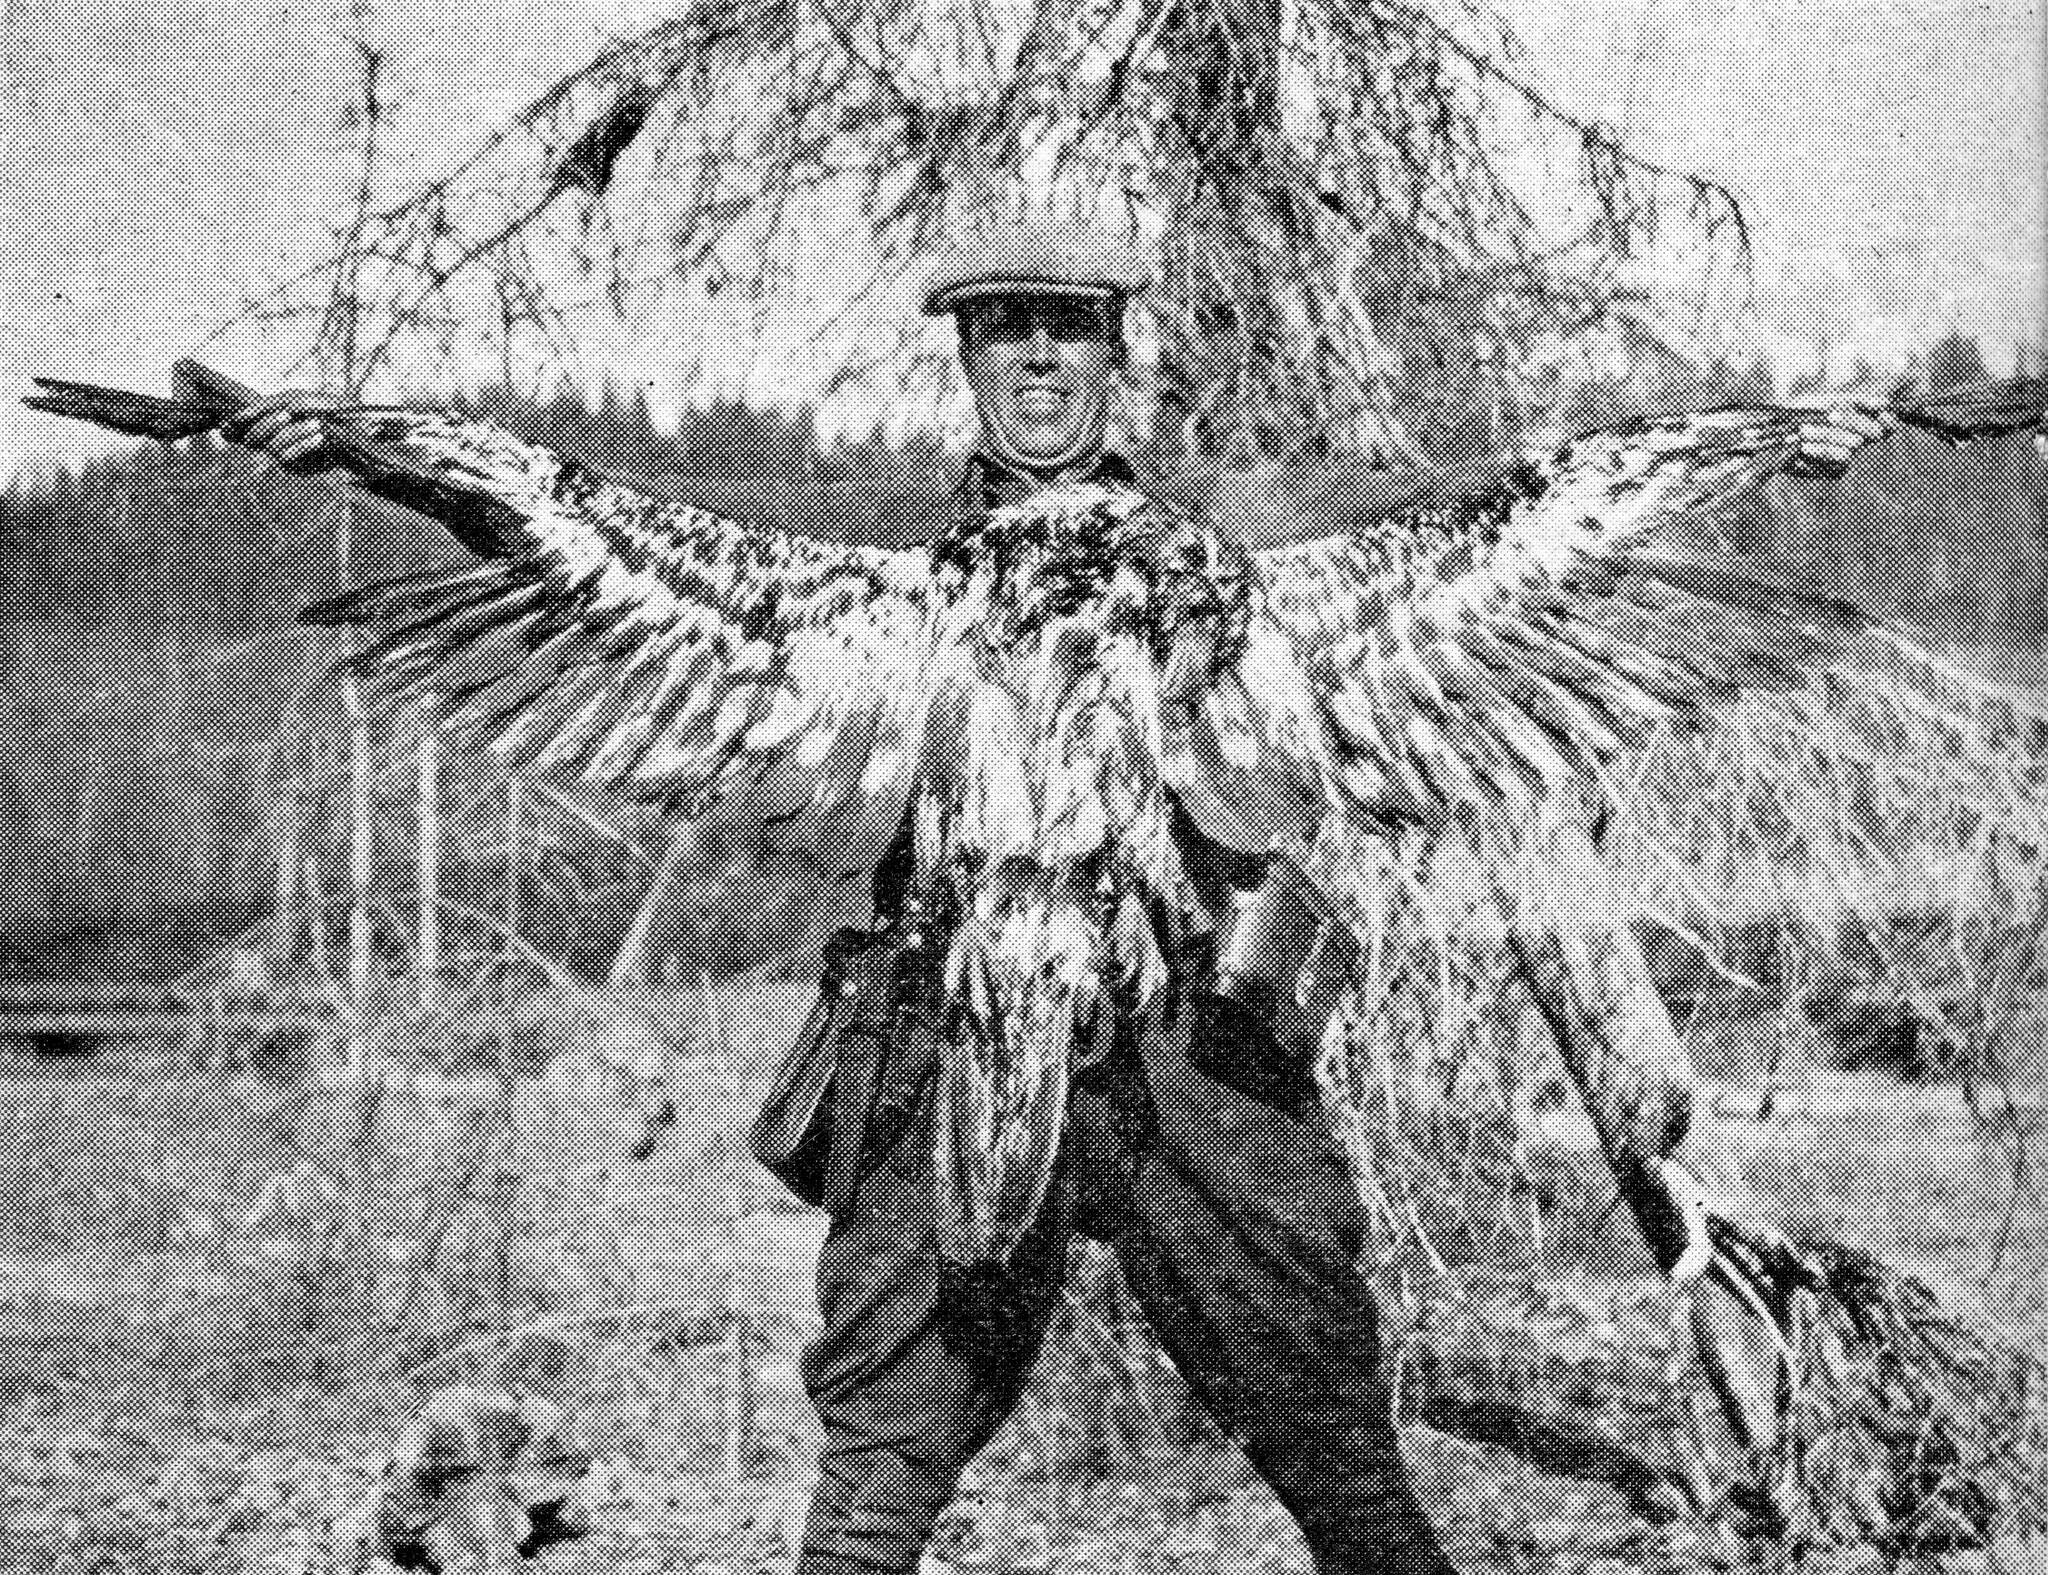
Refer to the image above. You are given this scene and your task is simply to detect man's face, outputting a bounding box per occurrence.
[959,296,1121,475]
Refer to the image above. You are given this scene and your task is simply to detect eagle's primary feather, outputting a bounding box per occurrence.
[26,360,2046,1266]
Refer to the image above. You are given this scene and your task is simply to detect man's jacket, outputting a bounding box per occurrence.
[748,448,1312,1217]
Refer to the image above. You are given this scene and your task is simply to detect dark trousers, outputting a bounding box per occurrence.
[793,987,1458,1575]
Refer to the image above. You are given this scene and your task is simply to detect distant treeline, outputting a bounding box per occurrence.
[0,352,2042,978]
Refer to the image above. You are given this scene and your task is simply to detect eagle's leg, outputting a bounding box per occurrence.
[1480,811,1807,1532]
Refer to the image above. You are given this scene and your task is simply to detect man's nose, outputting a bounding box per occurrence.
[1022,323,1059,365]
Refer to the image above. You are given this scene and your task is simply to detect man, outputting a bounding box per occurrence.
[760,225,1463,1575]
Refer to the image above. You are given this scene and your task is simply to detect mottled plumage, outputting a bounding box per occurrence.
[26,360,2046,1265]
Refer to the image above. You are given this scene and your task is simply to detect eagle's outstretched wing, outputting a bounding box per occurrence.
[1186,398,2037,851]
[27,360,950,867]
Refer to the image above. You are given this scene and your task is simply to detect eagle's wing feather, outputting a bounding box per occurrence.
[1247,407,1878,834]
[29,361,946,850]
[303,424,946,851]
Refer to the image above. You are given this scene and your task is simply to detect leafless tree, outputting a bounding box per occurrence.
[224,0,1748,465]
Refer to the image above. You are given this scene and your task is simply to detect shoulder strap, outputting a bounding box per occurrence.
[868,794,920,927]
[817,928,918,1214]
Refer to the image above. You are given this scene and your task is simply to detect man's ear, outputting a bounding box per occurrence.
[953,310,981,363]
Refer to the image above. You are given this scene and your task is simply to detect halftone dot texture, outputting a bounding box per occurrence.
[4,353,2047,1573]
[918,224,1153,316]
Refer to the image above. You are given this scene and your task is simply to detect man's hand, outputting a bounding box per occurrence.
[216,391,344,472]
[1787,404,1891,478]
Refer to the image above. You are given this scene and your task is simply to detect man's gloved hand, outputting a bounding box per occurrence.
[1787,405,1891,477]
[216,392,345,472]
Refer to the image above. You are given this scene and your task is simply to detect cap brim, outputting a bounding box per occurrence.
[925,279,1124,316]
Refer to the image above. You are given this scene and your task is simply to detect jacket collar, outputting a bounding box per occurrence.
[957,449,1138,512]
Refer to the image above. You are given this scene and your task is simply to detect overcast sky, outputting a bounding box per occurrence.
[0,0,2040,472]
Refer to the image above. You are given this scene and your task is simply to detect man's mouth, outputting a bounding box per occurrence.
[1012,386,1070,419]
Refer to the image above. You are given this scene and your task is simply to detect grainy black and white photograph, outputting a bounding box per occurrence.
[0,0,2042,1569]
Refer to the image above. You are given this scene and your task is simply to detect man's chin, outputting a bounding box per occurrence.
[988,426,1104,475]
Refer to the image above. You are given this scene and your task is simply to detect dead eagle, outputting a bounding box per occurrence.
[25,361,2046,1275]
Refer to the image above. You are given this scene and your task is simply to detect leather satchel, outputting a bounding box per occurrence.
[750,925,941,1215]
